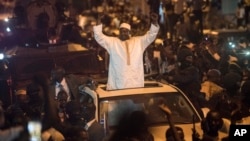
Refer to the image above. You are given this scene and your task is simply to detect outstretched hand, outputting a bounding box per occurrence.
[159,104,172,115]
[97,13,105,25]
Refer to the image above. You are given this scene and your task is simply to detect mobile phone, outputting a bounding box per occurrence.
[27,120,42,141]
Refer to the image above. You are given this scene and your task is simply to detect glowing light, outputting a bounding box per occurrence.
[229,42,235,48]
[0,53,4,60]
[6,27,11,32]
[4,18,9,22]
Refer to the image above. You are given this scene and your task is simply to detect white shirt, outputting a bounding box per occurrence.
[55,78,70,101]
[93,24,159,90]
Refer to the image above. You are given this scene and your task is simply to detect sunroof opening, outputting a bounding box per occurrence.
[100,82,162,91]
[144,82,162,88]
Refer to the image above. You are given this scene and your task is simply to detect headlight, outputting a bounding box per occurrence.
[245,51,250,56]
[228,42,235,48]
[0,53,4,60]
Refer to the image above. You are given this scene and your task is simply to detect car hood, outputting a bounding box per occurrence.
[148,123,228,141]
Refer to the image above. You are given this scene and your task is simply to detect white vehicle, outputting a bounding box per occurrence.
[92,80,228,141]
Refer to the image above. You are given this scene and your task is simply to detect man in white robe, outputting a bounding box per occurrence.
[93,13,159,90]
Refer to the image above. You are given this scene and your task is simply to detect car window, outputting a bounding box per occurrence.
[99,92,200,131]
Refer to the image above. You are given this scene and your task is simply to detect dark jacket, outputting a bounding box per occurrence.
[87,120,105,141]
[49,74,86,100]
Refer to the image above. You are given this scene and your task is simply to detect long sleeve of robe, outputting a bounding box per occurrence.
[93,24,159,90]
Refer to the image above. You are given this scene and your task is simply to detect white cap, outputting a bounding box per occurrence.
[119,23,131,31]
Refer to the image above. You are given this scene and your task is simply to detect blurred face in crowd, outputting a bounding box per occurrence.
[57,91,68,109]
[207,111,223,132]
[17,94,29,104]
[185,55,193,63]
[79,130,89,141]
[166,126,185,141]
[207,69,221,84]
[51,67,65,83]
[119,28,130,41]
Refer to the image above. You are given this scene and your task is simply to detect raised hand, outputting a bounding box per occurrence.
[150,13,159,25]
[97,13,105,25]
[159,104,172,115]
[159,104,183,141]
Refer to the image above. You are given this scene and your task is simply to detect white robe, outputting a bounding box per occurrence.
[93,24,159,90]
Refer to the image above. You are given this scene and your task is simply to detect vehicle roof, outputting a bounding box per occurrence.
[96,81,180,99]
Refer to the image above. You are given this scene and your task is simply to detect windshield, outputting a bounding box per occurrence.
[99,92,201,129]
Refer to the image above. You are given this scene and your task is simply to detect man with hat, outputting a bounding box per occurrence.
[93,13,159,90]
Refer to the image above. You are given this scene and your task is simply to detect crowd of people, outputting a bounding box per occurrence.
[1,0,250,141]
[0,66,104,141]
